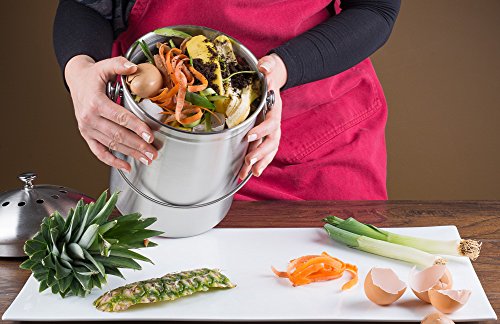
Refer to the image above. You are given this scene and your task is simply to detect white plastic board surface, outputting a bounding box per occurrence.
[3,226,497,322]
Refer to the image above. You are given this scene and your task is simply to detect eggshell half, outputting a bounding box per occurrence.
[428,289,471,314]
[126,63,163,98]
[410,265,453,303]
[364,268,407,306]
[421,312,455,324]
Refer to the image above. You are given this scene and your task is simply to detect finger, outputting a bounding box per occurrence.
[86,138,131,171]
[252,147,278,177]
[92,117,158,160]
[238,138,262,180]
[90,128,153,166]
[95,94,154,143]
[246,107,281,143]
[96,56,138,81]
[258,56,275,74]
[245,131,280,177]
[245,132,280,165]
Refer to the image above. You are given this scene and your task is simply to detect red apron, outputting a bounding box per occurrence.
[112,0,388,200]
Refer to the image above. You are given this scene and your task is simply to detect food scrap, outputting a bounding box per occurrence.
[93,268,235,312]
[127,28,261,132]
[364,267,407,305]
[271,252,358,290]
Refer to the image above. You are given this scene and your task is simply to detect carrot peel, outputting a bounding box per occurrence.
[272,252,358,291]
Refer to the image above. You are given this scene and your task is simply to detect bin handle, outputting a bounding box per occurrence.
[114,163,252,209]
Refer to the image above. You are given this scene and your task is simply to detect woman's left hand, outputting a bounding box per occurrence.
[238,53,287,180]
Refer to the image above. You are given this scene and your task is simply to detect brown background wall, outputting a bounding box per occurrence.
[0,0,499,199]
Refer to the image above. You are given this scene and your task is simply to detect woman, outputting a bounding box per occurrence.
[54,0,400,200]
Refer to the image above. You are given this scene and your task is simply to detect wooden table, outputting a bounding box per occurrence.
[1,201,499,323]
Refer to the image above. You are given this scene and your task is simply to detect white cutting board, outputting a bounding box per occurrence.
[3,226,497,322]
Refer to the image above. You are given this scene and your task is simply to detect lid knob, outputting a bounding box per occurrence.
[18,172,37,189]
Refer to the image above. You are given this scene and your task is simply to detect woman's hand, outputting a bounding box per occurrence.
[65,55,158,172]
[238,53,287,180]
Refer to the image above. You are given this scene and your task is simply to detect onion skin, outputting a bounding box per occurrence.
[126,63,163,98]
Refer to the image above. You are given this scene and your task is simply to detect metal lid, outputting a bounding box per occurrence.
[0,172,94,257]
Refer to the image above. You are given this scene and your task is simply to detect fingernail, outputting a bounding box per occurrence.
[249,158,257,166]
[120,168,129,174]
[247,134,257,142]
[124,62,137,68]
[260,62,271,73]
[139,157,149,166]
[256,168,264,177]
[145,152,154,160]
[142,132,151,143]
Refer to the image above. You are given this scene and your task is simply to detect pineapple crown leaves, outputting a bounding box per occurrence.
[19,190,164,298]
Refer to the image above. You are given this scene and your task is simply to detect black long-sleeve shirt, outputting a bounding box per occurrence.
[53,0,400,90]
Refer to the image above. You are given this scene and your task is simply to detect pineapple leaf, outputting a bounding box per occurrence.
[91,192,119,226]
[132,217,158,230]
[51,283,60,295]
[24,239,47,255]
[42,254,56,269]
[98,220,117,235]
[63,208,75,241]
[90,190,108,221]
[67,242,85,260]
[59,274,73,293]
[54,259,72,280]
[93,255,142,270]
[46,269,57,287]
[83,250,106,276]
[78,224,99,249]
[91,275,102,289]
[41,221,51,243]
[74,260,99,275]
[98,234,112,257]
[73,202,95,242]
[39,280,49,293]
[73,270,91,292]
[34,270,48,282]
[115,212,141,223]
[60,258,72,269]
[109,247,153,264]
[60,243,73,262]
[19,257,37,270]
[104,266,125,279]
[69,200,85,242]
[52,211,66,230]
[29,251,48,262]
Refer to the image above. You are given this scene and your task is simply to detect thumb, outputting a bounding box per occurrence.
[97,56,138,80]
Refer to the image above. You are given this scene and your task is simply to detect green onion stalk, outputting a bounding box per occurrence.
[324,224,446,268]
[324,216,481,261]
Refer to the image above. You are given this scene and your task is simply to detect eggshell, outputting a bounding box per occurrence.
[364,268,407,306]
[410,265,453,303]
[421,312,455,324]
[126,63,163,98]
[428,289,471,314]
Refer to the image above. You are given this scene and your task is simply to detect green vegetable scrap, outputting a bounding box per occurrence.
[323,223,446,268]
[323,216,481,260]
[19,191,163,298]
[93,268,236,312]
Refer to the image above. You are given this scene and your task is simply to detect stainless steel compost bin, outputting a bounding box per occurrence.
[108,25,273,237]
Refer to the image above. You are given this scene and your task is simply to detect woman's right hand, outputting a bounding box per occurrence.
[65,55,158,172]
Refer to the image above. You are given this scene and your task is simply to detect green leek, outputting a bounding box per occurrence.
[324,216,481,261]
[324,224,446,268]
